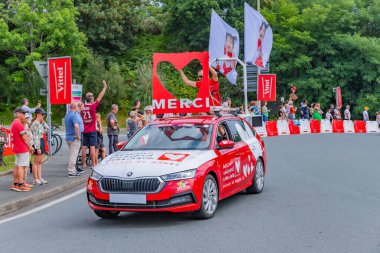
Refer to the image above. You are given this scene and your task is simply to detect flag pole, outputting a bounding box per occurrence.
[257,0,261,112]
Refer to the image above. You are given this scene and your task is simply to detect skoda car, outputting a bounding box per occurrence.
[87,115,266,219]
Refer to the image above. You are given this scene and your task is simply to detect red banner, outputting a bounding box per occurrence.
[48,57,72,104]
[258,74,276,101]
[0,128,14,157]
[335,86,342,107]
[152,52,210,114]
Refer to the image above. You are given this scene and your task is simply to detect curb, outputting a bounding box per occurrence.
[0,170,13,177]
[0,176,88,217]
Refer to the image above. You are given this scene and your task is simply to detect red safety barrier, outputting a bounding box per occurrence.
[354,120,367,133]
[0,127,14,156]
[265,121,278,137]
[288,120,300,135]
[332,120,344,133]
[309,119,321,133]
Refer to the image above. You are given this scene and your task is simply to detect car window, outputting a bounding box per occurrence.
[123,124,212,150]
[215,122,231,144]
[226,120,242,143]
[243,121,256,139]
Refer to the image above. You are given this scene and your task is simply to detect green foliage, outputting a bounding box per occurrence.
[0,0,88,106]
[75,0,140,57]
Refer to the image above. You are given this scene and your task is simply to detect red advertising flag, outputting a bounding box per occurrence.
[152,52,211,114]
[48,57,72,104]
[258,74,276,101]
[335,86,342,107]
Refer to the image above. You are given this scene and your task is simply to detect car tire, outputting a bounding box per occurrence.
[94,210,120,219]
[193,174,219,219]
[246,158,264,194]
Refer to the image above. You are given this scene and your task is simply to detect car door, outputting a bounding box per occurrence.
[237,120,262,187]
[223,120,250,196]
[214,121,241,199]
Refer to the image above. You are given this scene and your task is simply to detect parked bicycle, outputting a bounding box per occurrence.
[50,125,62,156]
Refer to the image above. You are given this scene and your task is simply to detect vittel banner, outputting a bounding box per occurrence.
[258,74,276,101]
[48,57,72,104]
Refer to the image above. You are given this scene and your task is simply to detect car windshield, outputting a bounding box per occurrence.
[122,124,213,150]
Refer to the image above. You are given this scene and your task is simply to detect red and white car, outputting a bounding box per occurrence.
[87,115,266,219]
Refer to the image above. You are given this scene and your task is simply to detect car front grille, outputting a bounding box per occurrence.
[100,178,162,193]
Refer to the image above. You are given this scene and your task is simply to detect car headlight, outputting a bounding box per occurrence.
[161,169,196,182]
[90,170,103,181]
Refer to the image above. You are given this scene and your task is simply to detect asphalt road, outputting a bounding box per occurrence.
[0,134,379,253]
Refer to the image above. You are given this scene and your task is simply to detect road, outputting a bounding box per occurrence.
[0,134,379,253]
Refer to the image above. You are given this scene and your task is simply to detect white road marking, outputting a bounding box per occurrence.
[0,188,86,225]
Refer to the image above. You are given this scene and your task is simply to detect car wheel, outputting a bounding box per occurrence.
[94,210,120,219]
[246,158,264,194]
[193,174,219,219]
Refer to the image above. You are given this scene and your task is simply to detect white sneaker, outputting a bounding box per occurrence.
[40,178,48,184]
[33,180,43,185]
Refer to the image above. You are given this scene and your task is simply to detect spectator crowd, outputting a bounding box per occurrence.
[248,99,379,125]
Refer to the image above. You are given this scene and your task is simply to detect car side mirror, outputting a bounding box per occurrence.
[218,140,235,149]
[116,141,127,150]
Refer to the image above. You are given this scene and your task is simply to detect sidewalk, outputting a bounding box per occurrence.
[0,143,90,217]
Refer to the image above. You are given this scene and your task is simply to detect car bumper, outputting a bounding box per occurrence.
[86,177,202,213]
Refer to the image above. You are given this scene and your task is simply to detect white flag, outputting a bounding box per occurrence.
[244,3,273,69]
[209,10,240,85]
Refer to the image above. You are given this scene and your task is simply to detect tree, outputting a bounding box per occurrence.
[75,0,141,57]
[0,0,88,105]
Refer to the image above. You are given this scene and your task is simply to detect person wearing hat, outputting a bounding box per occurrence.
[363,106,369,122]
[10,107,34,192]
[30,108,49,185]
[143,106,156,126]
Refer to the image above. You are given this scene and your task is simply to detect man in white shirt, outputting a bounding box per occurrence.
[344,105,351,120]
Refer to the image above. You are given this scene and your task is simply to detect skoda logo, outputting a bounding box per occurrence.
[127,172,133,177]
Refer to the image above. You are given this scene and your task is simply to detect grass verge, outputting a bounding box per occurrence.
[0,155,14,173]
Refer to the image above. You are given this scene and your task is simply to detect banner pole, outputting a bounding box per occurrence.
[257,0,261,111]
[47,62,52,156]
[243,63,248,114]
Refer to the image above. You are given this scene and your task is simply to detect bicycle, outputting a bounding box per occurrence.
[50,125,63,156]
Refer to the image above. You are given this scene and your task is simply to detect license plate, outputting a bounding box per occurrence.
[109,194,146,204]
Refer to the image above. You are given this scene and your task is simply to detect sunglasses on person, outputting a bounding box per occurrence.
[198,75,203,80]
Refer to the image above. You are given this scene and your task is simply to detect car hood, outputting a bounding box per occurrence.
[94,150,217,179]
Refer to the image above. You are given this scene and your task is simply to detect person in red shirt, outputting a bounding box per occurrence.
[81,80,107,168]
[11,107,34,192]
[179,65,221,107]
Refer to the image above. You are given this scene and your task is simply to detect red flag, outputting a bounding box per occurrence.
[335,86,342,107]
[258,74,276,101]
[48,57,72,104]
